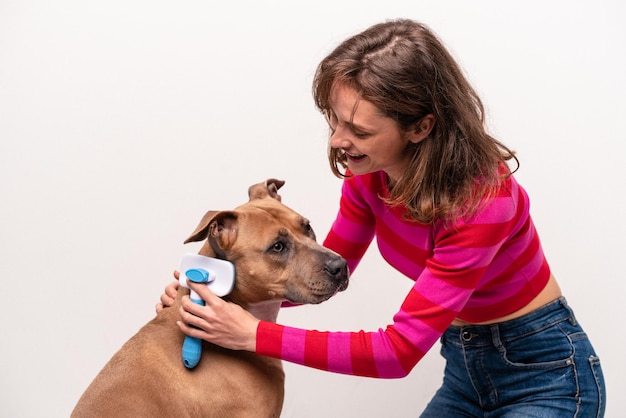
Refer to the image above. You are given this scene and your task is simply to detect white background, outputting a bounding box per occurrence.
[1,1,624,416]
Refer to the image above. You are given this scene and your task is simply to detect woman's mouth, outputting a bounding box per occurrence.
[345,151,366,162]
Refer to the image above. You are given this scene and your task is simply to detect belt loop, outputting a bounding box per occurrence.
[490,324,504,351]
[560,297,577,326]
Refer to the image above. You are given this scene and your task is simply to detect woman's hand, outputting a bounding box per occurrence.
[155,271,180,313]
[177,280,259,352]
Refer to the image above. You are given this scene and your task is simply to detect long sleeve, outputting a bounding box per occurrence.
[256,171,550,378]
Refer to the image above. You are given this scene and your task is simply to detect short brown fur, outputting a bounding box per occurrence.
[72,179,348,418]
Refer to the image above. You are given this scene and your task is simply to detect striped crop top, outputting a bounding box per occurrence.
[256,170,551,378]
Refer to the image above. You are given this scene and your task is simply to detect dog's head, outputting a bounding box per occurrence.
[184,179,349,308]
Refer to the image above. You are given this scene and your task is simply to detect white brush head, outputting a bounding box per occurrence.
[179,253,236,297]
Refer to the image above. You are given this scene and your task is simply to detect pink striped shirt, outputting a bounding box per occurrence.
[256,170,551,378]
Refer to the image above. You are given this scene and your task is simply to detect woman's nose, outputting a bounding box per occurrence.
[329,129,352,149]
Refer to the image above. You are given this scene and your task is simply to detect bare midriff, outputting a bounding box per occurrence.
[451,274,562,327]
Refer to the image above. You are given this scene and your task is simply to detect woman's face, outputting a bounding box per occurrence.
[327,83,426,181]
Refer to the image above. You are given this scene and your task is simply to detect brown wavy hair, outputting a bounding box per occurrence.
[313,19,518,224]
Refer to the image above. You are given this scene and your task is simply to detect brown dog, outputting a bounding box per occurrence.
[71,178,349,418]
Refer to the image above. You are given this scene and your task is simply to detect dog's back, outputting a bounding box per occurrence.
[71,291,284,418]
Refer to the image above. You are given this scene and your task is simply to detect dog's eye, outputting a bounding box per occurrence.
[271,242,285,253]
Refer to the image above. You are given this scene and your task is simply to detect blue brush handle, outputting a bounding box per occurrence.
[182,297,205,369]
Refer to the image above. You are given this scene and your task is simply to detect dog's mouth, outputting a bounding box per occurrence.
[284,277,349,305]
[268,254,349,305]
[312,284,344,300]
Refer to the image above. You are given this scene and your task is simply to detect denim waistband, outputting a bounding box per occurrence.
[444,297,576,346]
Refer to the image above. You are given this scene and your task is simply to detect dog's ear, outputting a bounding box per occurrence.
[248,178,285,202]
[206,211,238,258]
[184,211,238,258]
[184,210,221,243]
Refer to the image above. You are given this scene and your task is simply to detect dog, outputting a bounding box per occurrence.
[71,178,349,418]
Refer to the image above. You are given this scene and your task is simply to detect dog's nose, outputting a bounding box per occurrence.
[324,257,349,284]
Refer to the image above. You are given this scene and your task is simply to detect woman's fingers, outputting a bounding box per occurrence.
[177,281,259,351]
[167,274,180,298]
[187,280,222,306]
[178,301,210,329]
[176,318,210,340]
[156,277,181,313]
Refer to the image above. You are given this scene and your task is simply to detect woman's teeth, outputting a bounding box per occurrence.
[346,152,365,160]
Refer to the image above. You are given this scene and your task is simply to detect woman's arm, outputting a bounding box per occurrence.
[256,174,547,378]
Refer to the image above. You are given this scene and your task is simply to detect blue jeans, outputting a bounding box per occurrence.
[420,297,605,417]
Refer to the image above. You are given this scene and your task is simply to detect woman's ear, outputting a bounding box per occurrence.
[407,114,435,144]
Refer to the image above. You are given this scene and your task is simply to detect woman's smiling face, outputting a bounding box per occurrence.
[327,83,432,181]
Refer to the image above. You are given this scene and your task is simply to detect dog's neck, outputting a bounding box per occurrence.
[245,300,282,323]
[197,247,283,323]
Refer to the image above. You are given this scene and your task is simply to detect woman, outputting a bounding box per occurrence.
[159,19,605,416]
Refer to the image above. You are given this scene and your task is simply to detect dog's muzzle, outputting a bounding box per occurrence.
[325,257,349,292]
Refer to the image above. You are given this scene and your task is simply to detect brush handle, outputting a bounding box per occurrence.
[182,297,205,369]
[181,269,210,369]
[178,254,236,369]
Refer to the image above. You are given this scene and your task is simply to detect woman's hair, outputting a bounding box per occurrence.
[313,19,518,224]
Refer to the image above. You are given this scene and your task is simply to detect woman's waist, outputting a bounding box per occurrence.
[445,295,575,347]
[451,273,562,327]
